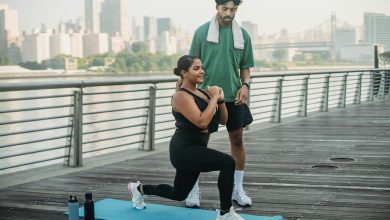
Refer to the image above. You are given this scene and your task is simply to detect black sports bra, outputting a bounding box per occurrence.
[172,88,219,133]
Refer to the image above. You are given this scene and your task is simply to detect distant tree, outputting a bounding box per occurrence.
[131,42,147,53]
[0,56,10,66]
[19,61,47,70]
[273,49,287,62]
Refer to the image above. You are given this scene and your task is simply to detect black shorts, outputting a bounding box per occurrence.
[225,102,253,132]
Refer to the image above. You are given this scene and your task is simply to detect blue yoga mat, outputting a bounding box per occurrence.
[66,198,283,220]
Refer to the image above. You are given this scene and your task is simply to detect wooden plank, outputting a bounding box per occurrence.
[0,100,389,219]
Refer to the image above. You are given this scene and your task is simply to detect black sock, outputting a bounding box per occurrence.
[220,210,229,216]
[137,185,142,194]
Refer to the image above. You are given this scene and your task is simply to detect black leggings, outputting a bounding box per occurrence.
[143,129,235,211]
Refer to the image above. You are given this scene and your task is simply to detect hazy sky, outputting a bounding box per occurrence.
[1,0,390,35]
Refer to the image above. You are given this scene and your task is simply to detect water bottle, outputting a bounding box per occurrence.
[84,192,95,220]
[68,195,79,220]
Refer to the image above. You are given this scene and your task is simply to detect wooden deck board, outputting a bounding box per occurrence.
[0,99,389,220]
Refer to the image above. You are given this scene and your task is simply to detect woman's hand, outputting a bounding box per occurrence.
[207,86,221,98]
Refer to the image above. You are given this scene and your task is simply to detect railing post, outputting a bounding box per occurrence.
[378,72,386,99]
[353,73,363,104]
[271,78,283,123]
[367,72,375,102]
[338,74,348,108]
[144,85,156,151]
[66,90,83,167]
[298,77,308,117]
[320,75,329,112]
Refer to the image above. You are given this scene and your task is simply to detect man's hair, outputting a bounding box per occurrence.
[215,0,242,6]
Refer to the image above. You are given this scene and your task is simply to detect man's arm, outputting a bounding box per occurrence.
[234,68,250,105]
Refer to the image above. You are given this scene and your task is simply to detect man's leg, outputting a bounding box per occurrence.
[229,128,252,207]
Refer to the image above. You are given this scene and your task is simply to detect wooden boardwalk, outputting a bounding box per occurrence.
[0,99,389,220]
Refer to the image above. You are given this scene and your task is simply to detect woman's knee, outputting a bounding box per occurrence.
[225,155,235,171]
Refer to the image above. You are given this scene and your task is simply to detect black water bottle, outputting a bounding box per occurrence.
[84,192,95,220]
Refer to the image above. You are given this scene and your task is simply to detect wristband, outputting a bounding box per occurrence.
[217,100,225,104]
[242,82,250,89]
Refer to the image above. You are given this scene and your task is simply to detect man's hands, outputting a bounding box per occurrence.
[234,85,249,105]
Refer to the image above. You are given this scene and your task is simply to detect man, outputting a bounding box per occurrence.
[185,0,254,208]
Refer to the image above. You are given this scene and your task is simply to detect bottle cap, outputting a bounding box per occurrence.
[85,192,93,200]
[69,195,78,203]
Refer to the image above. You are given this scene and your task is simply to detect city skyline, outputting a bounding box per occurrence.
[1,0,390,35]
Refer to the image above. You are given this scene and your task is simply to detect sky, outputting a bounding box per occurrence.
[1,0,390,35]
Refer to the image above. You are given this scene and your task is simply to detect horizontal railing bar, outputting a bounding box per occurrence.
[252,109,273,115]
[282,94,301,99]
[156,103,171,108]
[155,111,171,116]
[0,155,66,171]
[83,140,144,154]
[84,97,149,105]
[157,95,173,99]
[307,100,322,105]
[83,131,145,145]
[156,119,174,124]
[250,97,276,103]
[83,114,148,125]
[283,100,300,105]
[0,114,72,126]
[282,88,305,93]
[0,134,71,149]
[250,92,277,97]
[0,77,178,92]
[252,115,270,120]
[0,104,73,114]
[0,94,72,102]
[308,91,325,96]
[84,88,150,95]
[83,106,147,115]
[0,144,70,160]
[83,123,146,135]
[308,81,326,85]
[282,105,299,110]
[251,103,275,108]
[0,125,71,137]
[155,127,176,133]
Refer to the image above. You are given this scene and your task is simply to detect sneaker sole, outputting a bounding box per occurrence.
[185,204,200,209]
[233,199,252,207]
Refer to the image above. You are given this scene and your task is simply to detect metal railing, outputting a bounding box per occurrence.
[0,69,389,174]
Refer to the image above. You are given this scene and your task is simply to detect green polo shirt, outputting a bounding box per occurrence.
[189,22,254,102]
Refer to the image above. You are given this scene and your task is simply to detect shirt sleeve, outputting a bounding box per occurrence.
[240,32,255,69]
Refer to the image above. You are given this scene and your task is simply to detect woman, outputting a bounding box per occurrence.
[128,55,245,220]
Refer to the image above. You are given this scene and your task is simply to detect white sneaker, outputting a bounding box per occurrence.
[128,181,146,209]
[232,189,252,207]
[216,206,245,220]
[185,188,200,208]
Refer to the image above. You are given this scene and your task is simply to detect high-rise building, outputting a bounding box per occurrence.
[0,4,21,64]
[85,0,101,34]
[157,18,172,36]
[101,0,129,39]
[22,32,50,63]
[83,33,109,57]
[50,32,71,58]
[69,32,83,58]
[144,16,157,42]
[157,31,177,55]
[364,12,390,50]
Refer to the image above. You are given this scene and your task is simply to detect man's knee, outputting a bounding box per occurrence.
[229,130,243,148]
